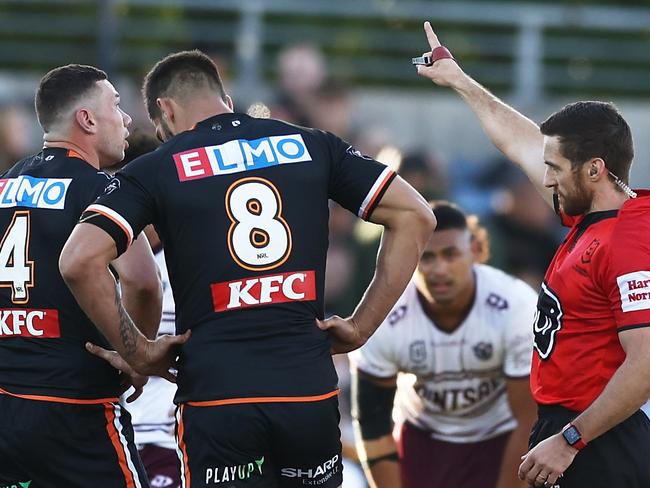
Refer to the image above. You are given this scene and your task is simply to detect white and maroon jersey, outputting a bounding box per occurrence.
[350,264,536,443]
[128,250,176,449]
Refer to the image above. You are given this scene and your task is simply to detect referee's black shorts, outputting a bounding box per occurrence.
[530,404,650,488]
[0,394,149,487]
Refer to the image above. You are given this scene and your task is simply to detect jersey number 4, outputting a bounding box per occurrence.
[0,211,34,304]
[226,177,292,271]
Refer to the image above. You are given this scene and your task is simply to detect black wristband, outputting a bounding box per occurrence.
[367,452,399,467]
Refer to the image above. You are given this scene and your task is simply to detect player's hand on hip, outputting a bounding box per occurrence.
[137,330,191,382]
[86,342,148,402]
[317,316,365,354]
[416,21,464,87]
[518,433,576,487]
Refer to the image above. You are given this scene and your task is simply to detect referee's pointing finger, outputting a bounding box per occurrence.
[424,21,441,50]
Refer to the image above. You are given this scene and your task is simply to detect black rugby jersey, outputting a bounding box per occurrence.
[85,113,395,403]
[0,148,120,402]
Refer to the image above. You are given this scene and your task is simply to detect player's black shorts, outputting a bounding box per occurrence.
[0,394,149,488]
[176,393,342,487]
[529,404,650,488]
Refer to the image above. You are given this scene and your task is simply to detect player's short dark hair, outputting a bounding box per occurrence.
[540,101,634,184]
[35,64,107,132]
[430,201,490,262]
[142,50,227,121]
[430,201,468,232]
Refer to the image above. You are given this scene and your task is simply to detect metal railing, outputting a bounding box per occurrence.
[1,0,650,102]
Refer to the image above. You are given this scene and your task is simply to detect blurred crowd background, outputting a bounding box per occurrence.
[2,0,650,485]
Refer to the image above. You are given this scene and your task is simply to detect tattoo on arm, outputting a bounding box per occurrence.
[115,282,138,359]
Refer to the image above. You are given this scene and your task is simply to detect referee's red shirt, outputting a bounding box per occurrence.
[531,191,650,411]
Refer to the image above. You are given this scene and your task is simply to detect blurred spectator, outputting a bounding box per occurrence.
[269,43,327,125]
[479,161,562,287]
[325,202,358,317]
[0,103,32,172]
[399,150,448,201]
[308,79,355,141]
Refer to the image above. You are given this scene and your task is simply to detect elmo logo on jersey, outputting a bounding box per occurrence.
[174,134,312,181]
[0,176,71,210]
[617,270,650,312]
[212,270,316,311]
[0,309,60,338]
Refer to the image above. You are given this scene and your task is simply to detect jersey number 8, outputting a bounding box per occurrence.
[226,177,292,271]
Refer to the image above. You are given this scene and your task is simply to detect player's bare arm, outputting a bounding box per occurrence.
[352,369,401,488]
[60,222,189,379]
[111,232,162,340]
[519,327,650,486]
[319,176,435,353]
[498,378,536,488]
[415,21,550,206]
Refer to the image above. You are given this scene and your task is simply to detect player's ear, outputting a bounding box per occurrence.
[75,108,97,135]
[225,94,234,111]
[157,97,175,123]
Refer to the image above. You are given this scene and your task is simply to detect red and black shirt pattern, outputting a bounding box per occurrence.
[531,191,650,411]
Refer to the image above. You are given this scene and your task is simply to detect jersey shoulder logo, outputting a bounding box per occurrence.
[486,292,508,310]
[533,282,563,360]
[388,304,408,326]
[173,134,313,181]
[617,270,650,312]
[0,176,71,210]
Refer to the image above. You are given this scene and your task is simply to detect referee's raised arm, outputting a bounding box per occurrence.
[415,21,549,206]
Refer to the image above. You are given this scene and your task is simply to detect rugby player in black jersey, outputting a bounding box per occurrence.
[0,64,166,487]
[61,51,436,488]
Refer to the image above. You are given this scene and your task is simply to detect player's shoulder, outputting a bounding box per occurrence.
[475,264,537,311]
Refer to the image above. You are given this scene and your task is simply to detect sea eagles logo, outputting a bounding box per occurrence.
[103,178,120,195]
[472,342,493,361]
[533,282,563,360]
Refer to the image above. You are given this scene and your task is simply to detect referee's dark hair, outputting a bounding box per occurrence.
[540,101,634,186]
[142,50,227,122]
[35,64,107,132]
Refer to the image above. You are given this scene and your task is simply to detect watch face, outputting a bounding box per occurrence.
[563,426,581,445]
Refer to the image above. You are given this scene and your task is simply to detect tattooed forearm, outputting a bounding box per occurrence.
[115,282,138,360]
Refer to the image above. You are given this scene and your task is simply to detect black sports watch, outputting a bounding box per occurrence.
[561,423,587,450]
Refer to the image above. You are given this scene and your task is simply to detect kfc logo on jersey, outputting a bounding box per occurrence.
[212,270,316,311]
[0,176,71,210]
[617,271,650,312]
[0,309,60,338]
[533,283,563,360]
[174,134,312,181]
